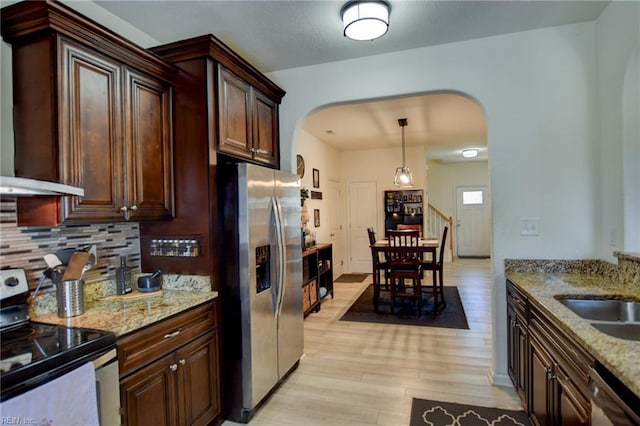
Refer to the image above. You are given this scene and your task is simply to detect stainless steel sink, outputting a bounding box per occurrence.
[590,323,640,341]
[555,296,640,341]
[557,297,640,322]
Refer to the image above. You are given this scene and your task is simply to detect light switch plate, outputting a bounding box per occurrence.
[520,218,540,236]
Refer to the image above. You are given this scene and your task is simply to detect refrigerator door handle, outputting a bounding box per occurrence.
[271,196,286,317]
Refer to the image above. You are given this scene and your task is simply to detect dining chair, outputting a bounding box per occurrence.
[397,224,423,238]
[386,229,422,315]
[421,226,448,314]
[367,227,389,291]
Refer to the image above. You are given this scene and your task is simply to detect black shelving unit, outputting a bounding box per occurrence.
[301,243,333,317]
[384,189,424,237]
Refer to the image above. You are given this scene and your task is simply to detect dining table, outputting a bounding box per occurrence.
[370,238,439,313]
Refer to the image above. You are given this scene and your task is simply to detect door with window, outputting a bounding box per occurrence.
[455,186,491,257]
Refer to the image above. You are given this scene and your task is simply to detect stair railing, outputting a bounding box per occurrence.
[427,203,454,262]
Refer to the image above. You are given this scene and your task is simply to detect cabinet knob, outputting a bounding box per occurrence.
[170,363,178,372]
[179,359,186,365]
[119,206,128,212]
[129,205,138,211]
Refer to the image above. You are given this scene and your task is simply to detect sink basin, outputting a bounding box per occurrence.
[557,297,640,322]
[555,296,640,341]
[591,323,640,341]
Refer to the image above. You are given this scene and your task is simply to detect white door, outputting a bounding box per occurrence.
[348,181,377,273]
[455,186,491,257]
[327,179,345,278]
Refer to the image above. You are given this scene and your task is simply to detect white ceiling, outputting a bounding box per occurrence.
[93,0,609,162]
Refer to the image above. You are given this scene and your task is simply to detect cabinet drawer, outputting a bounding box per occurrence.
[118,302,216,377]
[507,280,528,321]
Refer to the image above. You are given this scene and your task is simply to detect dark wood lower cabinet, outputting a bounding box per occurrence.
[118,302,219,426]
[507,280,592,426]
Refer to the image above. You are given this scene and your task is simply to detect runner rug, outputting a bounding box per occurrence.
[339,285,469,329]
[334,273,368,282]
[410,398,530,426]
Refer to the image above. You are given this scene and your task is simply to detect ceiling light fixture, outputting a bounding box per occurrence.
[341,1,390,41]
[462,149,478,158]
[393,118,413,188]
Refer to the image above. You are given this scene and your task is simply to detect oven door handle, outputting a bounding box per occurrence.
[92,348,117,369]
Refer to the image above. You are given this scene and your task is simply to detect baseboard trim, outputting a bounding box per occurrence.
[489,369,514,388]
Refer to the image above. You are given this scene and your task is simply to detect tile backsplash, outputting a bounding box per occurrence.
[0,198,141,290]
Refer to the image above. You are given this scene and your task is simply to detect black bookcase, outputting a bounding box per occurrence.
[384,189,424,237]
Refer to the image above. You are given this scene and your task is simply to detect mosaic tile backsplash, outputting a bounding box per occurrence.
[1,198,142,291]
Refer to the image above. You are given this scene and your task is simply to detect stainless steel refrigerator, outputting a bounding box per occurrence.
[218,162,303,423]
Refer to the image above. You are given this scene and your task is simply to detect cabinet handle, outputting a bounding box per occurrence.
[119,206,128,212]
[249,147,256,153]
[179,359,186,365]
[163,328,182,339]
[129,205,138,211]
[169,363,178,372]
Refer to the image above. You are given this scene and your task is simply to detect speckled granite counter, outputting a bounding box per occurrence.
[506,252,640,398]
[31,290,218,337]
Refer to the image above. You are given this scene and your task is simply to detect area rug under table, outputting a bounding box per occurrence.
[410,398,531,426]
[339,285,469,329]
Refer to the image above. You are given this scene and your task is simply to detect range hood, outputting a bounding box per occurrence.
[0,176,84,196]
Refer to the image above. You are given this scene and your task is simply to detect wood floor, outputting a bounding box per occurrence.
[223,258,522,426]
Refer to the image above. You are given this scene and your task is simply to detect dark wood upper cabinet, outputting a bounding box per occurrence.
[151,34,285,169]
[138,35,285,277]
[218,64,280,167]
[1,1,177,225]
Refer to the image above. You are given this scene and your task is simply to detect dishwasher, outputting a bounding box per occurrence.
[590,365,640,425]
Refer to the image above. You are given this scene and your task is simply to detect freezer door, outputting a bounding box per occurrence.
[239,164,278,410]
[274,170,304,378]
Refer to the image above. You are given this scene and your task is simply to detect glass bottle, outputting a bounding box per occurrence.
[116,256,132,294]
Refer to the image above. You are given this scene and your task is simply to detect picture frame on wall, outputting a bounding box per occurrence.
[312,168,320,188]
[314,209,320,227]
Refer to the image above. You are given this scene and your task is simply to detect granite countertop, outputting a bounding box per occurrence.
[32,290,218,337]
[506,267,640,398]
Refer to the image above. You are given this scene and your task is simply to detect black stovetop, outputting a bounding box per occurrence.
[0,321,116,401]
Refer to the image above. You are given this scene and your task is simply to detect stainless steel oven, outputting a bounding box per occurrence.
[590,365,640,425]
[0,268,119,425]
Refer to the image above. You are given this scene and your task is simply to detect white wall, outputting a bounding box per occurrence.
[267,21,619,385]
[339,145,427,238]
[596,2,640,255]
[427,160,490,220]
[297,129,346,277]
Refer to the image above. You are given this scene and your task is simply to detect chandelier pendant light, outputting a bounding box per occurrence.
[393,118,414,188]
[341,1,390,41]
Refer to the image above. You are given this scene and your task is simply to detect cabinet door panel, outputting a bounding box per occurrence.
[253,91,279,166]
[60,39,125,222]
[120,352,178,426]
[529,336,552,426]
[557,369,589,426]
[176,331,219,426]
[124,67,174,220]
[218,66,252,158]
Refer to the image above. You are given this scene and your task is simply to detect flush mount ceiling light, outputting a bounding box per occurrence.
[341,1,390,41]
[462,149,479,158]
[393,118,414,188]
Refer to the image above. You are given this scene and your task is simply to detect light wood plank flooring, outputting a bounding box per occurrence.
[224,258,522,426]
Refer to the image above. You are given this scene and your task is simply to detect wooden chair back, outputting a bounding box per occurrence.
[386,229,421,267]
[438,226,449,266]
[397,224,422,238]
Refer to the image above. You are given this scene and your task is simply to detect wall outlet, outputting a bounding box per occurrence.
[520,218,540,236]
